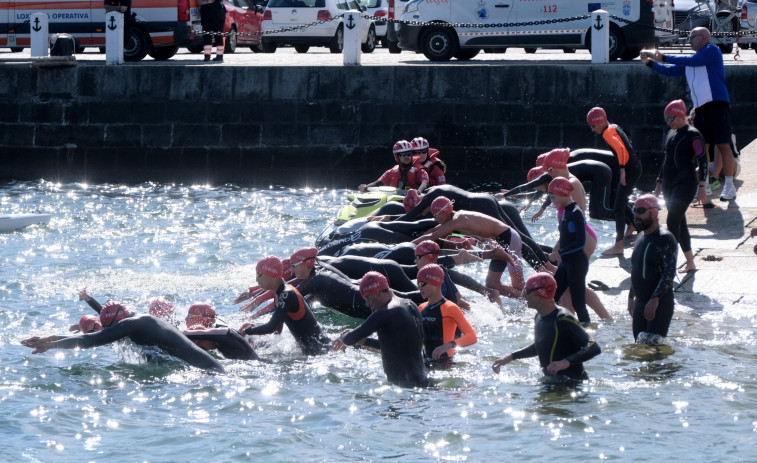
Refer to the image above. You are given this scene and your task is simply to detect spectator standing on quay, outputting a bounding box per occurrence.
[587,107,642,256]
[642,27,738,201]
[656,100,708,273]
[628,195,678,345]
[491,273,601,382]
[199,0,227,62]
[359,140,429,193]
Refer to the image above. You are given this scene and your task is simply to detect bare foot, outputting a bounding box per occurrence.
[601,244,624,256]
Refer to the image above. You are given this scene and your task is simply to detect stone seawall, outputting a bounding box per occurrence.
[1,63,755,188]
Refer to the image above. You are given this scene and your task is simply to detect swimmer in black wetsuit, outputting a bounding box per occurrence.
[332,272,428,388]
[655,100,708,273]
[21,301,224,373]
[628,195,678,345]
[492,273,601,382]
[184,326,260,361]
[239,256,330,355]
[548,178,591,324]
[316,218,438,256]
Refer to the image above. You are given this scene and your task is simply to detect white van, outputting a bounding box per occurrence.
[397,0,673,61]
[0,0,202,61]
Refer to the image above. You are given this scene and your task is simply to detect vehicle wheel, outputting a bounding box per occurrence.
[421,25,458,62]
[250,43,263,53]
[9,46,23,52]
[330,25,344,53]
[361,26,376,53]
[620,46,641,61]
[387,39,401,53]
[147,44,178,60]
[714,12,738,54]
[294,45,310,53]
[124,26,150,62]
[524,47,537,53]
[225,26,237,54]
[187,43,204,54]
[454,48,479,60]
[608,24,626,61]
[261,40,277,53]
[562,47,576,53]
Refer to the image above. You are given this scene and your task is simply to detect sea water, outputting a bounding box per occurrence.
[1,180,756,462]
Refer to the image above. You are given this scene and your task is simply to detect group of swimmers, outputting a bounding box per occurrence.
[22,100,719,387]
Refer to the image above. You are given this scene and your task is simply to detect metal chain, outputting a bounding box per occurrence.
[198,13,344,38]
[610,14,757,38]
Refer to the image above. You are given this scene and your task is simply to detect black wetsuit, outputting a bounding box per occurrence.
[317,219,437,256]
[630,227,678,340]
[600,124,642,243]
[184,327,260,361]
[341,298,429,388]
[244,283,330,355]
[553,202,590,324]
[373,201,406,216]
[661,125,707,254]
[294,267,373,319]
[511,308,601,381]
[337,242,417,264]
[47,314,224,372]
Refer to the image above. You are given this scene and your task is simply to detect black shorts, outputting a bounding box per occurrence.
[693,101,732,146]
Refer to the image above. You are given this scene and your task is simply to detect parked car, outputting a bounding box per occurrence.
[738,0,757,50]
[359,0,399,51]
[261,0,376,53]
[187,0,266,53]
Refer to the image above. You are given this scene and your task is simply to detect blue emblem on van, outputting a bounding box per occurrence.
[588,3,601,12]
[623,4,631,15]
[477,8,488,20]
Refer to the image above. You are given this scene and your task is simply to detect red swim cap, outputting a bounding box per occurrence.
[634,194,660,215]
[256,256,283,279]
[430,196,453,215]
[417,263,444,287]
[527,166,547,182]
[535,153,549,167]
[403,189,421,211]
[525,272,557,299]
[186,303,215,328]
[415,240,440,262]
[586,107,607,126]
[290,247,318,268]
[149,298,174,320]
[100,301,131,327]
[360,271,390,298]
[282,258,293,279]
[664,99,687,119]
[544,148,570,169]
[79,315,101,333]
[548,177,574,197]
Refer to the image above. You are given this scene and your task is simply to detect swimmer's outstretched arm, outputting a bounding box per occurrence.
[79,288,103,314]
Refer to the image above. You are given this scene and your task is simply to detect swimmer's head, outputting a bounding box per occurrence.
[290,247,318,268]
[430,196,453,217]
[100,301,132,327]
[256,256,283,279]
[527,166,547,183]
[186,303,215,328]
[524,273,557,300]
[78,315,102,333]
[586,107,607,126]
[544,148,570,170]
[403,189,421,212]
[417,264,444,288]
[535,153,549,167]
[392,140,413,163]
[359,271,390,298]
[634,194,661,216]
[415,240,440,264]
[664,99,687,122]
[548,177,573,197]
[149,298,174,320]
[282,258,293,280]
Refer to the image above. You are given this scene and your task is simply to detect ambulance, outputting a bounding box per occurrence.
[397,0,673,61]
[0,0,202,61]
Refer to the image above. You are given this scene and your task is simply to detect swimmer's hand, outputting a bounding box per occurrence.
[233,290,251,304]
[68,323,81,332]
[432,342,455,360]
[696,186,707,206]
[493,190,507,199]
[644,297,659,321]
[78,287,91,302]
[238,323,254,336]
[332,329,352,352]
[546,359,570,375]
[21,336,54,354]
[531,209,544,222]
[452,249,483,265]
[458,298,471,311]
[239,297,262,313]
[358,184,368,193]
[492,354,513,374]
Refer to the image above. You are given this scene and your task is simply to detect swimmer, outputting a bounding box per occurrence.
[332,271,428,388]
[239,256,330,355]
[587,107,643,255]
[492,273,601,381]
[628,195,678,344]
[21,301,224,373]
[183,325,260,361]
[417,264,477,365]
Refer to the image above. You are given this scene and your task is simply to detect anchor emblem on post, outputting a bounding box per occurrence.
[594,15,603,30]
[345,14,355,30]
[32,17,41,32]
[108,16,117,31]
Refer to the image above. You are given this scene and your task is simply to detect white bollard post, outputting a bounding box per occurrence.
[342,10,361,65]
[30,13,49,57]
[105,11,124,65]
[590,9,609,64]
